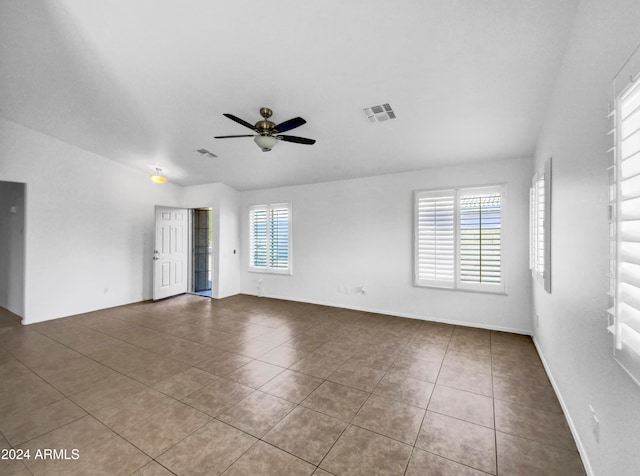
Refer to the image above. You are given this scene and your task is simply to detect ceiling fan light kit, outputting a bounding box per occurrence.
[254,134,277,152]
[215,107,316,152]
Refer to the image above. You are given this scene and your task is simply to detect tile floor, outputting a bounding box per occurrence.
[0,294,585,475]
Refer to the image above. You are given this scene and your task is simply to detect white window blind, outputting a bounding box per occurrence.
[415,190,455,288]
[610,72,640,386]
[249,203,291,274]
[530,158,552,293]
[415,185,505,293]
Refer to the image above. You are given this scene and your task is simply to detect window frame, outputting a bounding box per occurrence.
[248,202,292,275]
[414,184,506,294]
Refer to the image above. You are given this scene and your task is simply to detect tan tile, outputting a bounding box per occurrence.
[218,390,295,438]
[16,347,84,377]
[493,374,562,413]
[328,361,385,392]
[496,431,585,475]
[259,369,322,403]
[495,399,577,451]
[388,354,442,383]
[18,415,113,451]
[131,461,176,476]
[196,352,253,376]
[68,373,146,412]
[157,419,257,475]
[264,406,347,465]
[290,353,344,379]
[18,415,114,474]
[223,440,315,475]
[373,372,434,408]
[182,378,254,416]
[283,334,327,353]
[352,394,425,445]
[40,357,117,395]
[437,358,493,397]
[320,425,412,476]
[225,360,285,389]
[44,327,122,354]
[313,341,356,360]
[120,402,211,457]
[0,459,31,476]
[428,385,494,428]
[0,376,64,415]
[344,349,397,371]
[152,367,217,399]
[312,469,334,476]
[301,381,369,422]
[406,448,488,476]
[148,337,222,365]
[257,345,308,367]
[402,341,448,362]
[0,398,86,446]
[416,411,496,475]
[43,434,150,475]
[89,343,190,386]
[93,388,176,433]
[444,349,492,374]
[231,337,280,358]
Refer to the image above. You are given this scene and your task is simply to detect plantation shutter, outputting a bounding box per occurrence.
[611,72,640,385]
[249,207,268,268]
[415,190,455,288]
[530,159,552,293]
[458,187,503,290]
[249,203,291,273]
[269,206,290,269]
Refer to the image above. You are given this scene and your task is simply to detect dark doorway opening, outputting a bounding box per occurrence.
[192,208,212,297]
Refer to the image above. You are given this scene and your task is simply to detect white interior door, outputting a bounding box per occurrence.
[153,206,188,300]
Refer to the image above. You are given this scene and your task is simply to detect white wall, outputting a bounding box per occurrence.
[240,157,533,333]
[0,181,25,316]
[179,183,241,299]
[532,0,640,474]
[0,118,181,324]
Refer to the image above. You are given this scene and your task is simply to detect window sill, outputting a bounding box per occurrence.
[414,283,507,296]
[249,268,292,276]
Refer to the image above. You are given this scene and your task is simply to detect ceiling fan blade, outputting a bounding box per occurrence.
[275,117,306,133]
[277,135,316,145]
[223,113,257,131]
[214,134,255,139]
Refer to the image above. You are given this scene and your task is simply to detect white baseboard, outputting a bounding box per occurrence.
[250,291,532,335]
[532,336,594,476]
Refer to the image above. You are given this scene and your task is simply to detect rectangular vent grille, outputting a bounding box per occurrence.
[363,103,396,123]
[195,148,218,158]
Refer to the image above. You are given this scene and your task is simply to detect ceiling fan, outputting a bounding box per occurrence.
[215,107,316,152]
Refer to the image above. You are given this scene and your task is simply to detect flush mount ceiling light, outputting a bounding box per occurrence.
[150,168,167,183]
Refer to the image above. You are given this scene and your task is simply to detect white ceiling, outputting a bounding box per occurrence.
[0,0,579,190]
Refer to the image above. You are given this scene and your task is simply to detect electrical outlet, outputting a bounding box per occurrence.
[103,288,108,294]
[534,313,539,328]
[589,405,600,442]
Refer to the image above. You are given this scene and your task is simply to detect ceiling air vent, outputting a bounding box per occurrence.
[363,103,396,123]
[195,148,218,158]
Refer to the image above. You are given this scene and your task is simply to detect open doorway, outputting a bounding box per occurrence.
[0,181,26,319]
[191,208,213,297]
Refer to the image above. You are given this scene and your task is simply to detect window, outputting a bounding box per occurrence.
[530,158,552,293]
[609,70,640,386]
[415,185,505,293]
[249,203,291,274]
